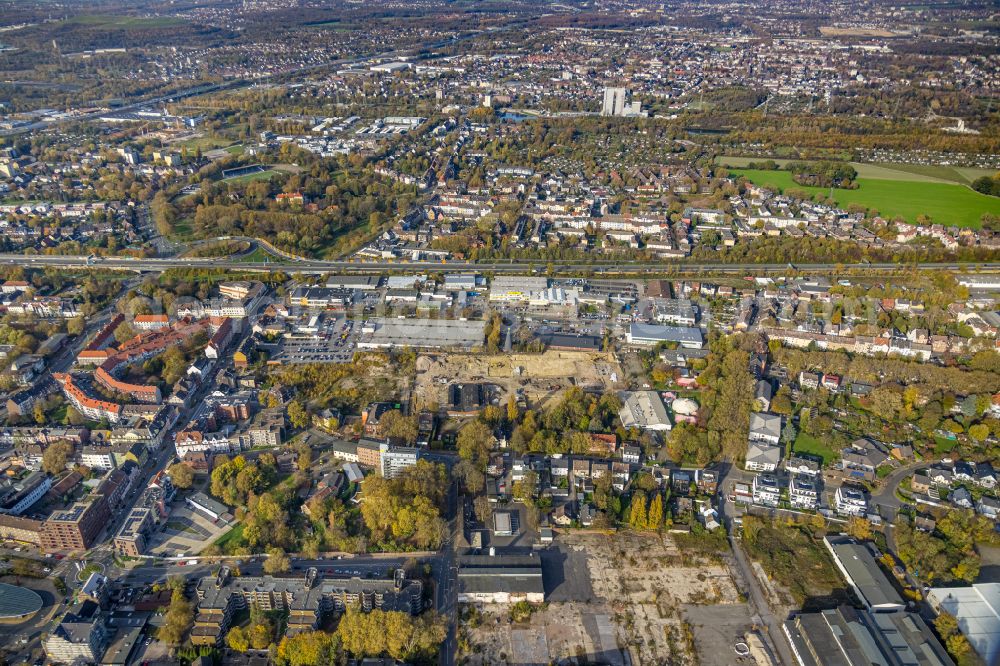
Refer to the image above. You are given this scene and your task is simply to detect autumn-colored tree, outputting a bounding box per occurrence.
[168,462,195,489]
[263,547,291,574]
[647,493,664,530]
[226,625,250,652]
[846,516,872,541]
[628,494,647,529]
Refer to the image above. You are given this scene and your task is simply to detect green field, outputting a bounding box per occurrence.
[792,432,839,466]
[731,168,1000,228]
[718,156,996,185]
[64,14,188,28]
[233,247,287,264]
[223,169,279,184]
[213,522,246,553]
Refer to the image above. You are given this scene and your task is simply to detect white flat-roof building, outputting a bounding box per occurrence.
[626,323,703,349]
[835,485,868,517]
[357,318,486,350]
[489,276,549,302]
[927,583,1000,665]
[752,474,781,507]
[618,391,672,431]
[789,475,819,510]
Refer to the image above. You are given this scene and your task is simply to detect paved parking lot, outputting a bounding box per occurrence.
[146,505,230,556]
[270,314,359,364]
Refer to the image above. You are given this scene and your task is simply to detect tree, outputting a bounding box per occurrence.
[264,548,292,574]
[66,316,85,336]
[647,493,664,530]
[294,441,313,472]
[158,588,193,646]
[456,420,493,469]
[226,625,250,652]
[249,621,272,650]
[380,410,418,443]
[41,441,73,475]
[846,516,872,541]
[275,630,340,666]
[264,547,291,574]
[968,423,989,442]
[168,462,195,489]
[113,321,135,344]
[628,494,647,529]
[287,400,309,429]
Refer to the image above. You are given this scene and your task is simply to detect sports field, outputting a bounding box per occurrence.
[731,168,1000,228]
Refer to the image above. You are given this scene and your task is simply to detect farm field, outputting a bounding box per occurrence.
[731,168,1000,228]
[717,156,995,185]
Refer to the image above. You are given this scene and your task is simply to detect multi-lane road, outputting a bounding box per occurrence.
[4,252,999,277]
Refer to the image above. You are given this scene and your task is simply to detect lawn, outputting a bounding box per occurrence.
[213,522,246,553]
[233,246,287,264]
[223,169,279,184]
[732,168,1000,228]
[717,156,996,185]
[792,432,839,466]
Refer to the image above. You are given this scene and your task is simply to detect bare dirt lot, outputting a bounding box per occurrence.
[414,351,623,411]
[461,531,749,666]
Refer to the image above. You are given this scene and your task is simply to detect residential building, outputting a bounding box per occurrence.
[748,412,782,444]
[834,485,868,517]
[379,445,420,479]
[745,441,782,472]
[789,475,819,510]
[113,507,155,557]
[41,497,110,551]
[752,474,782,507]
[43,601,109,665]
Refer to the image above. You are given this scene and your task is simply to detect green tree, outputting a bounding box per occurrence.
[158,588,193,646]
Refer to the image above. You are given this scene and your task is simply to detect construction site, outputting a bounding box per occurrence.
[413,350,624,412]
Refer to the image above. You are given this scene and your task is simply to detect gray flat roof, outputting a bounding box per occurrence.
[0,582,43,618]
[826,537,903,610]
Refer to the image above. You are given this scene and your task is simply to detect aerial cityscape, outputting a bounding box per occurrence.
[0,0,999,665]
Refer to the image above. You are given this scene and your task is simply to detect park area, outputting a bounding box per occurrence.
[717,157,1000,227]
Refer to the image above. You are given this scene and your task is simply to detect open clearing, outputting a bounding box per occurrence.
[462,532,748,665]
[413,350,623,411]
[731,168,1000,227]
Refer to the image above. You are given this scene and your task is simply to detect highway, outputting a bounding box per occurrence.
[4,253,1000,277]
